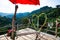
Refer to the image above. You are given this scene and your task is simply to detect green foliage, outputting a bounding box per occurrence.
[47,8,60,18]
[0,16,12,27]
[20,17,29,24]
[0,27,8,35]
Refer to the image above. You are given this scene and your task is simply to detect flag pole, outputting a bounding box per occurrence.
[11,0,18,40]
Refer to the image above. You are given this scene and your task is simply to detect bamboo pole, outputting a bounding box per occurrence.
[55,19,58,37]
[12,5,18,40]
[37,16,39,29]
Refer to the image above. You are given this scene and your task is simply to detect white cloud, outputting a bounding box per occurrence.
[0,0,15,13]
[40,0,60,7]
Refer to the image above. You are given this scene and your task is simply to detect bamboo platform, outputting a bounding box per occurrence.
[0,28,60,40]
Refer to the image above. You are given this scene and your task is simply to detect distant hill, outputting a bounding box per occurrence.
[31,6,52,14]
[0,13,9,17]
[27,6,52,18]
[6,12,30,18]
[6,6,52,18]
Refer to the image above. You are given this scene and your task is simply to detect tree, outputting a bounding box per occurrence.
[21,18,29,24]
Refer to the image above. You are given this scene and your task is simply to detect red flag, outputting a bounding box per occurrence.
[9,0,40,5]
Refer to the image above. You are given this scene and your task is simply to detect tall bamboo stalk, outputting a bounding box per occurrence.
[12,5,18,40]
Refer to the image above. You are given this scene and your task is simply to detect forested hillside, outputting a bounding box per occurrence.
[0,16,12,27]
[0,5,60,35]
[0,6,60,27]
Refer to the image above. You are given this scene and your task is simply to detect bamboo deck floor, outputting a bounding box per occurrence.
[0,28,60,40]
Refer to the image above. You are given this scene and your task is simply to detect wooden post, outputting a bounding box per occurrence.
[28,19,31,28]
[55,20,58,37]
[12,5,18,40]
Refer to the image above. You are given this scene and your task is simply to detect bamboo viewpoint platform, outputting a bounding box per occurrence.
[0,28,60,40]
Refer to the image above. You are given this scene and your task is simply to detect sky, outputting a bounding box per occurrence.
[0,0,60,13]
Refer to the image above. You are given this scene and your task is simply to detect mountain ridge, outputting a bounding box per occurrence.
[0,6,52,18]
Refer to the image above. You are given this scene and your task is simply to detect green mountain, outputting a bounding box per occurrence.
[0,6,60,27]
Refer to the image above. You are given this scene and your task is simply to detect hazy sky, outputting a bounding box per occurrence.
[0,0,60,13]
